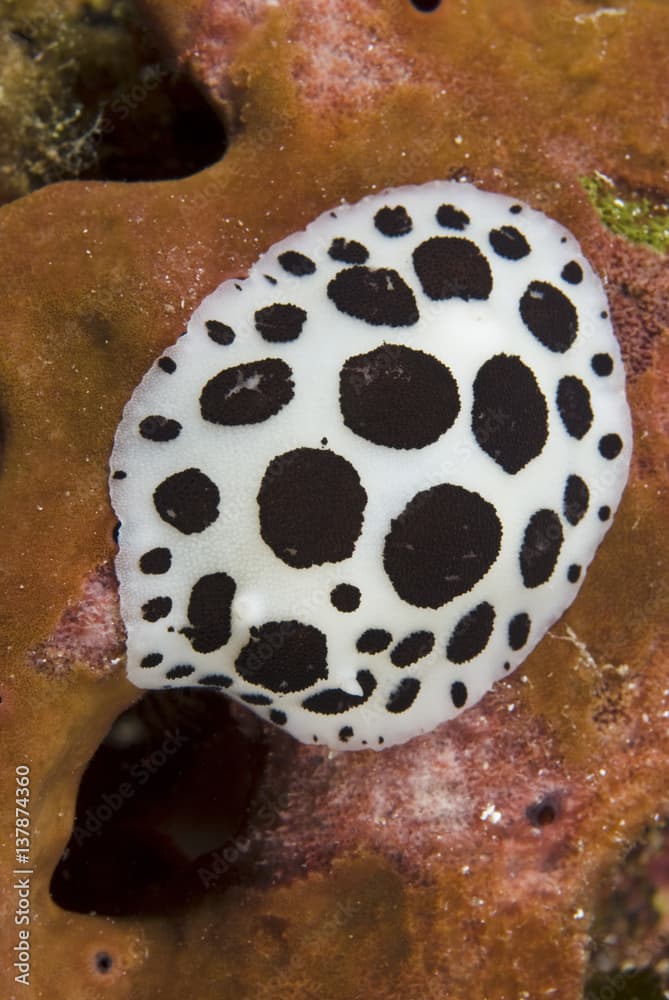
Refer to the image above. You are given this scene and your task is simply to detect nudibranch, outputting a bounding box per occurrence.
[109,181,632,751]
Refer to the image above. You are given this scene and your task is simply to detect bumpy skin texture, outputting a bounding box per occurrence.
[111,181,631,750]
[0,2,668,998]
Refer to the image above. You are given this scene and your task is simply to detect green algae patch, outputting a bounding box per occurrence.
[582,174,669,254]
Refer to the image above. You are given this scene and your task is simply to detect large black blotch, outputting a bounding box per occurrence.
[236,621,328,693]
[386,677,421,714]
[384,484,502,608]
[329,238,369,264]
[488,225,531,260]
[258,448,367,568]
[200,358,294,426]
[472,354,548,473]
[339,344,460,449]
[153,468,220,535]
[520,509,564,588]
[563,474,589,526]
[327,266,419,327]
[412,237,492,301]
[302,669,376,715]
[557,376,593,440]
[254,303,307,342]
[520,281,578,353]
[446,601,495,663]
[180,571,236,653]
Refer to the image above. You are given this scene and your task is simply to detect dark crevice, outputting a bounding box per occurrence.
[50,690,269,916]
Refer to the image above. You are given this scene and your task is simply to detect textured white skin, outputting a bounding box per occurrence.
[110,180,632,751]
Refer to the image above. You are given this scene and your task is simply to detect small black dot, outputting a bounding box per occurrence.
[112,520,121,543]
[560,236,568,244]
[112,470,126,480]
[600,310,608,319]
[330,584,361,612]
[374,205,413,237]
[139,547,172,574]
[591,353,614,376]
[158,356,177,373]
[321,437,328,445]
[599,433,623,460]
[509,204,523,214]
[598,505,611,521]
[378,736,384,745]
[241,693,273,705]
[451,681,467,709]
[141,596,172,622]
[503,661,511,671]
[567,563,581,583]
[198,674,233,687]
[339,726,354,742]
[206,320,235,345]
[435,203,469,230]
[139,415,182,442]
[264,274,278,285]
[95,952,113,974]
[526,792,562,827]
[166,664,195,680]
[269,710,287,726]
[278,250,316,276]
[140,653,163,668]
[561,261,583,285]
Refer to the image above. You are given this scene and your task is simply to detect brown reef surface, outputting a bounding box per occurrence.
[0,1,668,998]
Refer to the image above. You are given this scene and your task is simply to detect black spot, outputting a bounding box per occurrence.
[526,792,562,827]
[591,353,614,376]
[339,344,460,450]
[328,238,369,264]
[140,653,163,668]
[236,621,328,693]
[599,433,623,460]
[503,661,511,671]
[509,204,523,215]
[270,710,287,726]
[264,275,278,285]
[112,470,127,480]
[158,356,177,373]
[198,674,232,688]
[356,629,392,654]
[241,693,273,705]
[255,303,307,342]
[413,237,492,301]
[557,376,593,440]
[139,547,172,575]
[180,572,236,653]
[153,468,220,535]
[327,266,419,327]
[472,354,548,473]
[563,475,589,526]
[410,0,441,11]
[302,669,376,714]
[112,521,121,544]
[95,952,113,974]
[520,509,563,588]
[278,250,316,276]
[384,484,502,608]
[258,448,367,568]
[447,602,495,663]
[330,584,361,612]
[488,225,531,260]
[520,281,578,353]
[386,677,421,713]
[561,261,583,285]
[598,505,611,522]
[374,205,413,237]
[166,664,195,680]
[451,681,467,709]
[567,563,581,583]
[390,631,435,667]
[378,736,384,745]
[139,415,182,442]
[141,596,172,622]
[200,358,294,426]
[206,320,236,346]
[508,612,531,651]
[436,204,469,230]
[339,725,354,742]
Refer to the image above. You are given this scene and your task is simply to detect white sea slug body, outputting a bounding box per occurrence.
[109,181,632,751]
